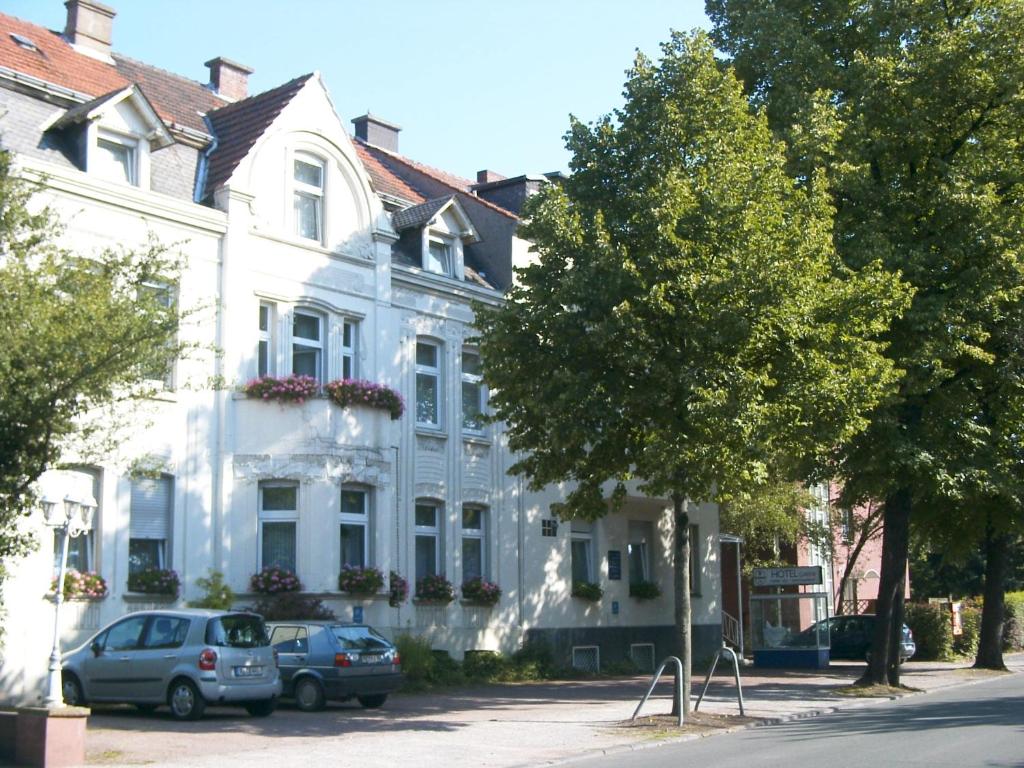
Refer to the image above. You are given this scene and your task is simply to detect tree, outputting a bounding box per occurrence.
[718,480,818,570]
[709,0,1024,686]
[0,149,187,629]
[474,32,907,711]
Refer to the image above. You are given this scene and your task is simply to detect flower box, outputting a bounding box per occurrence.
[461,577,501,606]
[127,568,180,597]
[325,379,404,420]
[389,571,408,606]
[414,574,455,604]
[250,565,302,594]
[244,374,320,404]
[629,580,662,600]
[571,580,603,601]
[338,565,384,595]
[51,570,107,600]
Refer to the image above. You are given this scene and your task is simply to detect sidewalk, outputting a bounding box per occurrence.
[79,655,1023,768]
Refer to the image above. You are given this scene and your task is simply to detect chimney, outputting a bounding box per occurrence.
[64,0,115,59]
[476,170,507,185]
[205,57,254,102]
[352,114,401,153]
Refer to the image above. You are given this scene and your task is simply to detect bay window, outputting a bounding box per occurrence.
[292,310,323,382]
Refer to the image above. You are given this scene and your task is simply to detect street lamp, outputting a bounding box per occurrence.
[41,490,97,708]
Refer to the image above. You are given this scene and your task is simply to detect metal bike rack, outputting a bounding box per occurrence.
[631,655,686,726]
[694,643,745,715]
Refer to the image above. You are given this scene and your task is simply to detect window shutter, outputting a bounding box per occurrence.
[130,477,171,540]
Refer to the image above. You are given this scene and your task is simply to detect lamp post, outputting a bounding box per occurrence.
[41,491,96,708]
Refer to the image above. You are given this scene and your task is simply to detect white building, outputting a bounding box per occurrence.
[0,1,722,705]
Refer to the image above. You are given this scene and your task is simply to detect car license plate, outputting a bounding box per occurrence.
[361,654,382,664]
[234,665,263,677]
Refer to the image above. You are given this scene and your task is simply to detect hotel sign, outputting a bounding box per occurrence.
[752,566,823,587]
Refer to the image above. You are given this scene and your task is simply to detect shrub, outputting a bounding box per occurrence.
[325,379,405,420]
[244,374,320,404]
[628,580,661,600]
[463,650,508,680]
[394,634,464,689]
[1004,591,1024,651]
[128,567,180,597]
[415,574,455,604]
[189,570,235,609]
[953,601,981,658]
[510,640,555,679]
[51,569,107,599]
[250,565,302,594]
[248,592,336,621]
[571,580,602,601]
[905,602,954,660]
[461,577,501,606]
[338,565,384,595]
[389,571,409,607]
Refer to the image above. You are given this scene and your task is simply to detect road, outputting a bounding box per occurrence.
[578,671,1024,768]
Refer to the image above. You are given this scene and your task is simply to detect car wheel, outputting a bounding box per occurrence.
[168,678,206,721]
[244,699,277,717]
[357,694,387,709]
[294,677,325,712]
[62,673,85,706]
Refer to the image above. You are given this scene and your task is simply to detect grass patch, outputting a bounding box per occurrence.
[622,711,756,740]
[87,750,151,765]
[834,683,920,697]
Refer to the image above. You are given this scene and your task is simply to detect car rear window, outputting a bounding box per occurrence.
[205,614,268,648]
[330,625,391,650]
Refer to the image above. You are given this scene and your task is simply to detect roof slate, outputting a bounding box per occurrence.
[202,73,313,199]
[392,196,454,231]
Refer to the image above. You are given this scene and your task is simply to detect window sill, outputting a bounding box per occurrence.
[415,427,448,439]
[459,599,497,609]
[47,594,107,603]
[335,591,389,601]
[461,433,491,446]
[123,592,178,603]
[412,598,454,607]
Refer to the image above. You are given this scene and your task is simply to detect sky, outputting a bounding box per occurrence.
[5,0,710,180]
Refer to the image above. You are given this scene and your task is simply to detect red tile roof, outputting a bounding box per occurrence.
[203,73,313,199]
[0,12,222,135]
[353,141,425,205]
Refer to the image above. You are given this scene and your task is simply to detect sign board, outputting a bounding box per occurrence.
[607,550,622,581]
[353,606,364,623]
[752,566,823,587]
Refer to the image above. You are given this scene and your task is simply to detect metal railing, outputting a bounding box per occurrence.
[695,643,745,716]
[722,610,741,650]
[631,656,686,726]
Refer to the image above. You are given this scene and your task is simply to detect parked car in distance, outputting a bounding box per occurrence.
[62,609,281,720]
[786,613,916,662]
[267,621,403,711]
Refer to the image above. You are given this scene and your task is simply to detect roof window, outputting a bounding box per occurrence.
[10,33,40,52]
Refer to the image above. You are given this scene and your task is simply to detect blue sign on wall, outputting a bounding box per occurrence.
[612,600,620,615]
[353,606,364,623]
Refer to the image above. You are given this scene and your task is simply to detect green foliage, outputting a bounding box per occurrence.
[1004,592,1024,651]
[337,565,384,595]
[719,480,818,569]
[904,603,954,661]
[189,570,235,610]
[462,650,508,680]
[415,574,455,603]
[628,580,661,600]
[953,602,982,658]
[571,581,603,601]
[247,592,336,621]
[393,634,465,690]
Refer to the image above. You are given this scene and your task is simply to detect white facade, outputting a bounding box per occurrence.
[0,5,722,706]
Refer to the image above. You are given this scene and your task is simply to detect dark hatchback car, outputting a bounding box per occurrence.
[788,613,916,662]
[267,621,403,711]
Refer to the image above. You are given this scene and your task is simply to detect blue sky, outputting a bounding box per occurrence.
[6,0,710,180]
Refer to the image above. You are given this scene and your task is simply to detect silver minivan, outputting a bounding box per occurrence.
[61,609,281,720]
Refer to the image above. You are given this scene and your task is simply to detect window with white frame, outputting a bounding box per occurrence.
[570,520,594,584]
[53,468,101,576]
[292,310,323,382]
[339,487,369,569]
[259,482,298,572]
[129,475,172,575]
[461,506,487,582]
[627,520,654,585]
[414,501,442,581]
[425,236,453,276]
[93,131,138,185]
[415,339,441,428]
[341,319,357,380]
[258,302,274,378]
[461,348,486,434]
[689,523,701,595]
[293,153,325,242]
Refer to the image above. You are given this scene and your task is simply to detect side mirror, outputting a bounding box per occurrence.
[91,640,102,657]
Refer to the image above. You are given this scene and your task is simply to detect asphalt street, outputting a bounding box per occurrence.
[575,670,1024,768]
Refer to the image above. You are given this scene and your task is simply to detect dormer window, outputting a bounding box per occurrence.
[426,237,453,276]
[95,132,137,185]
[293,153,325,242]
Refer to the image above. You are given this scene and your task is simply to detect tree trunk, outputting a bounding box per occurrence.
[858,487,910,687]
[671,492,692,716]
[975,528,1009,670]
